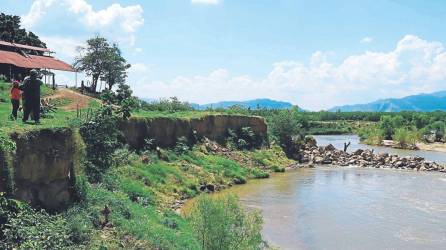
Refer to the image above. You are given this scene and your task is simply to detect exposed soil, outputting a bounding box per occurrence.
[380,139,446,153]
[45,88,93,111]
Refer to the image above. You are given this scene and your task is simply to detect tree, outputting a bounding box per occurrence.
[0,13,46,48]
[101,44,131,90]
[115,82,133,104]
[379,116,394,140]
[74,36,111,93]
[75,36,131,93]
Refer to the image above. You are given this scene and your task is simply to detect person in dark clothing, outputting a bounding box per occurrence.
[10,80,21,120]
[20,69,43,124]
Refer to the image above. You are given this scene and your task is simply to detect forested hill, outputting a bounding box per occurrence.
[329,91,446,112]
[195,98,294,110]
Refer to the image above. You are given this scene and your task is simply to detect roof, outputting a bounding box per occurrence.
[0,40,51,52]
[0,50,75,72]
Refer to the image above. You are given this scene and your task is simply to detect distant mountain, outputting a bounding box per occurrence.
[140,97,295,110]
[196,98,294,110]
[329,90,446,112]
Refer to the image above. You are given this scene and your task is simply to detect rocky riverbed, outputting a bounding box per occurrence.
[301,139,446,172]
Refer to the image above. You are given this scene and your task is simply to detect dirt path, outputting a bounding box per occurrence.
[45,88,94,111]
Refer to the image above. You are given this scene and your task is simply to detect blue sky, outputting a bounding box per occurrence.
[2,0,446,110]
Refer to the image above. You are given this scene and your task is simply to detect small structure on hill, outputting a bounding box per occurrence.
[0,40,75,86]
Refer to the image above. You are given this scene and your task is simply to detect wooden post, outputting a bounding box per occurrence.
[52,74,56,90]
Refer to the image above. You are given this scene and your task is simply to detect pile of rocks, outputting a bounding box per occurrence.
[302,143,446,172]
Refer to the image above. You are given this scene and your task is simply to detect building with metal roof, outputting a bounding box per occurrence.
[0,40,75,84]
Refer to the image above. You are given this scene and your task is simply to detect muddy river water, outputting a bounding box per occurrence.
[223,135,446,249]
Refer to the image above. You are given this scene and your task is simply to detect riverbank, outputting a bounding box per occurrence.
[417,142,446,153]
[374,138,446,153]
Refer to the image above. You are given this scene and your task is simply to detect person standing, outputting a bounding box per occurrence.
[10,80,21,120]
[20,69,43,124]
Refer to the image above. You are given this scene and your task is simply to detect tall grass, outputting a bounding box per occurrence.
[186,194,263,250]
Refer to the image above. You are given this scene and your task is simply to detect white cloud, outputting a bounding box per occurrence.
[21,0,144,46]
[361,37,373,44]
[191,0,221,5]
[22,0,57,28]
[64,0,144,33]
[132,35,446,110]
[40,36,84,60]
[129,63,150,74]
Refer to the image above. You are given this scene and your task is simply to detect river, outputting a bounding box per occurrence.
[225,135,446,250]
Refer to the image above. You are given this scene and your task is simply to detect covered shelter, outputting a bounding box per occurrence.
[0,40,75,87]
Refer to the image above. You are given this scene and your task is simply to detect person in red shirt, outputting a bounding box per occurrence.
[10,80,21,120]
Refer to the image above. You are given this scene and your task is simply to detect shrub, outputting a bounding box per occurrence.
[358,126,383,145]
[0,194,73,249]
[175,136,190,154]
[117,97,137,119]
[65,207,92,244]
[227,127,263,150]
[393,127,419,148]
[79,106,122,182]
[187,194,263,250]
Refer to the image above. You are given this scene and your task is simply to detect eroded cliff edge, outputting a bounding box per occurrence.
[0,115,268,210]
[119,114,268,149]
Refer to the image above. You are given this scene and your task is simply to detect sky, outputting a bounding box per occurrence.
[2,0,446,110]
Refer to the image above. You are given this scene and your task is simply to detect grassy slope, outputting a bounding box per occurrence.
[64,145,292,249]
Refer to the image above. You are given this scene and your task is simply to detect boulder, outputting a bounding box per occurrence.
[324,144,336,151]
[353,149,364,155]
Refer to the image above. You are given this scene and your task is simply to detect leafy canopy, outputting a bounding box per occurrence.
[74,36,130,92]
[0,13,46,48]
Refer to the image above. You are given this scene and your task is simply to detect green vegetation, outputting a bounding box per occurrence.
[74,36,130,92]
[0,80,99,133]
[0,13,46,48]
[0,99,291,248]
[357,113,446,147]
[0,143,288,249]
[186,194,263,250]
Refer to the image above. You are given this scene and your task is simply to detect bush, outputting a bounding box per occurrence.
[175,136,190,154]
[0,194,73,249]
[187,194,263,250]
[79,106,122,182]
[358,126,383,145]
[393,127,419,148]
[227,127,263,150]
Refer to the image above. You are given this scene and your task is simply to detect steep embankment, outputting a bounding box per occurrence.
[0,113,294,249]
[120,114,268,149]
[0,128,84,210]
[0,114,269,211]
